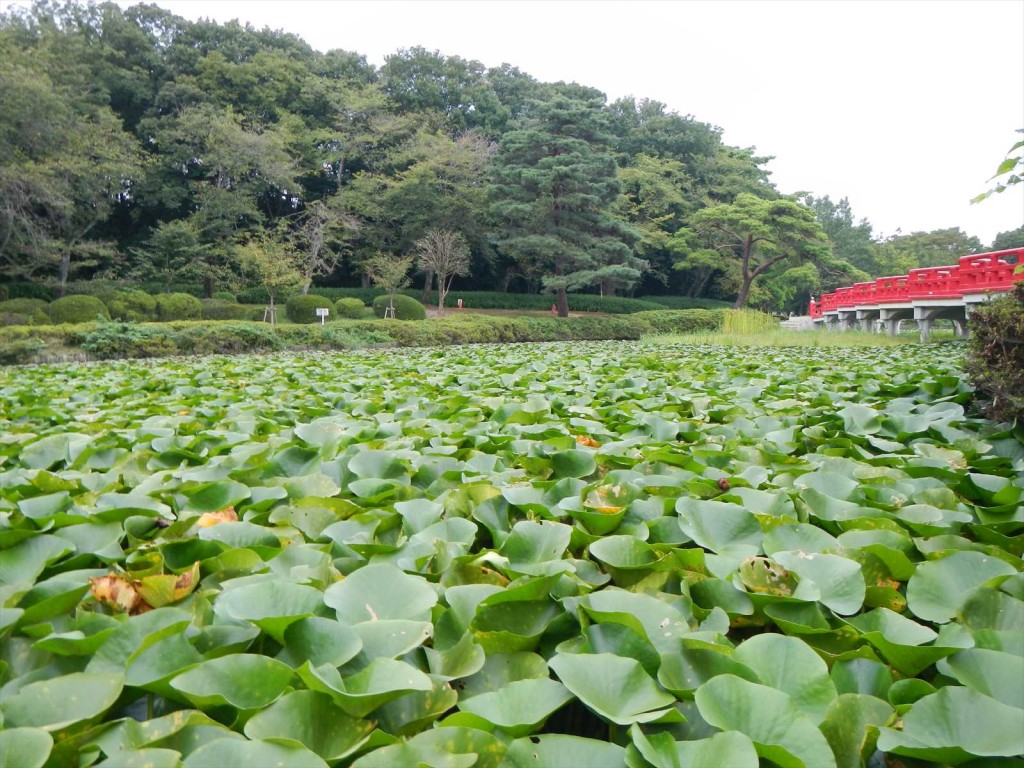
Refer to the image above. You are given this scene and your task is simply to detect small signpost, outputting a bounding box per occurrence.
[315,307,329,326]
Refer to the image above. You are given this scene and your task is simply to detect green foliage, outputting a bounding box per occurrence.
[286,294,335,324]
[47,295,109,324]
[0,298,50,326]
[79,320,178,359]
[0,340,1020,766]
[0,338,44,364]
[335,297,368,319]
[373,293,426,320]
[966,283,1024,422]
[155,292,203,322]
[201,299,261,321]
[971,128,1023,203]
[103,290,157,322]
[641,295,732,310]
[212,291,237,302]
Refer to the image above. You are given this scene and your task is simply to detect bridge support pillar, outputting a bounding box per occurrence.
[918,318,932,343]
[952,318,968,339]
[883,319,898,336]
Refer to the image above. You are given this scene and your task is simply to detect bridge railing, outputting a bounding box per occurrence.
[810,247,1023,314]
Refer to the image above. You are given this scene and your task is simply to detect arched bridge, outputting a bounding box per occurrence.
[809,247,1023,341]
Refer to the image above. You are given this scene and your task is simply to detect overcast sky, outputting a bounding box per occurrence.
[97,1,1024,244]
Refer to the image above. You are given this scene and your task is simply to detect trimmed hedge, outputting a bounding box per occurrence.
[201,299,262,321]
[373,293,426,320]
[1,309,727,364]
[286,294,335,324]
[640,295,733,310]
[104,290,158,322]
[0,298,51,327]
[212,291,237,303]
[335,297,368,319]
[155,293,203,321]
[48,295,109,324]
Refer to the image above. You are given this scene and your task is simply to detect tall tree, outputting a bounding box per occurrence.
[489,91,641,315]
[414,229,470,314]
[803,194,876,274]
[683,194,831,308]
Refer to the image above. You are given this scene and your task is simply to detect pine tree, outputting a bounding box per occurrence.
[489,91,641,316]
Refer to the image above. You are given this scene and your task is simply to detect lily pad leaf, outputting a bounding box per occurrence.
[183,738,327,768]
[819,693,893,768]
[459,678,573,737]
[503,734,625,768]
[629,726,759,768]
[0,672,124,731]
[733,634,838,723]
[170,655,294,710]
[214,581,325,642]
[906,551,1016,624]
[548,652,676,726]
[323,563,438,623]
[243,690,376,761]
[772,550,866,615]
[0,728,53,768]
[280,617,362,669]
[877,686,1024,763]
[938,648,1024,708]
[694,674,837,768]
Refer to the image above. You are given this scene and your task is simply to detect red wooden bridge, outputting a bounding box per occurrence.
[808,247,1023,340]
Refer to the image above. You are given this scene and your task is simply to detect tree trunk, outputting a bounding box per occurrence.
[203,275,214,299]
[556,286,569,318]
[733,278,752,309]
[301,280,311,295]
[421,268,434,305]
[57,252,71,298]
[361,273,370,289]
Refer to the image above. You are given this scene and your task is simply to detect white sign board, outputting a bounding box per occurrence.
[315,308,330,317]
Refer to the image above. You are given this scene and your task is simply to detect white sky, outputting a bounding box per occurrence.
[22,0,1024,244]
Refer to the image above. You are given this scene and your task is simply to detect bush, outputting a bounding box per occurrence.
[0,339,45,365]
[104,290,157,322]
[48,295,109,324]
[286,294,335,324]
[155,293,203,321]
[632,309,725,335]
[967,282,1024,423]
[212,291,237,303]
[201,299,261,321]
[0,298,51,326]
[335,297,367,319]
[79,320,178,359]
[373,294,426,320]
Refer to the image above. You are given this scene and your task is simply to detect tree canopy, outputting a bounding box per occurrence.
[0,0,1002,311]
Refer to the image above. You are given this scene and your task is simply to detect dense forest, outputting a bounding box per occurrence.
[2,1,1022,313]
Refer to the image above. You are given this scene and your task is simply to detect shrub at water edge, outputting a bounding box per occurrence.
[155,293,203,321]
[373,293,426,320]
[48,295,110,324]
[335,297,367,319]
[286,294,335,324]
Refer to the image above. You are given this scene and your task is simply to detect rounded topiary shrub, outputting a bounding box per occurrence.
[0,298,50,326]
[286,294,334,324]
[155,292,203,322]
[104,290,157,322]
[335,297,367,319]
[201,299,252,321]
[48,295,109,324]
[212,291,237,303]
[373,293,426,320]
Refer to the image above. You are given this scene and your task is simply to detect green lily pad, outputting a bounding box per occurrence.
[877,686,1024,763]
[733,634,838,723]
[503,734,625,768]
[243,690,376,761]
[0,728,53,768]
[548,652,676,726]
[694,674,837,768]
[0,672,124,731]
[459,678,573,737]
[170,655,294,710]
[183,738,327,768]
[323,563,438,623]
[906,551,1017,624]
[819,693,893,768]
